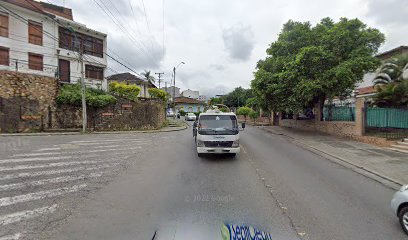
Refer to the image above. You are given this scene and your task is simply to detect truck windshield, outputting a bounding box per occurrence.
[198,115,238,135]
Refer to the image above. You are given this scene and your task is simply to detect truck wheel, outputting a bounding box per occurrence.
[399,206,408,235]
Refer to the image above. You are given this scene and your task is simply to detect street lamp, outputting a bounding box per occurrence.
[173,61,185,119]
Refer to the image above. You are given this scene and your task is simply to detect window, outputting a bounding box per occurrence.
[59,27,104,58]
[28,20,43,45]
[28,53,43,71]
[0,47,9,65]
[85,65,104,80]
[0,14,8,37]
[59,59,70,82]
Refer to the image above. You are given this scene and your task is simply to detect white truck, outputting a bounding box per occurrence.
[193,108,245,157]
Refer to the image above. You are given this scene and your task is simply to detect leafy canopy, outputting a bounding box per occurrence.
[148,88,169,101]
[252,17,385,112]
[56,83,117,108]
[109,81,141,101]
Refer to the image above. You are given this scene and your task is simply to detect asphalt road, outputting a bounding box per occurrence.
[0,124,406,239]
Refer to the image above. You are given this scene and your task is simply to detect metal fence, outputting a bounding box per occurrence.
[323,106,355,121]
[365,107,408,139]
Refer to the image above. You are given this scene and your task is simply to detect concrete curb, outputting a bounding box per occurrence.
[261,127,403,190]
[0,123,188,137]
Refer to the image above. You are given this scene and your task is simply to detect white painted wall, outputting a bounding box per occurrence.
[0,2,108,90]
[181,89,199,99]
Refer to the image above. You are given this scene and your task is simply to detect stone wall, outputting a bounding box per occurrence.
[0,71,58,132]
[54,99,166,131]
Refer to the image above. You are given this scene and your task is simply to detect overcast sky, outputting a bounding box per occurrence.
[48,0,407,96]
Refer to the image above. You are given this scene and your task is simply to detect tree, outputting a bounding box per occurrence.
[236,107,252,121]
[223,87,253,108]
[141,70,155,83]
[373,80,408,107]
[209,97,223,105]
[109,81,141,101]
[373,55,408,85]
[252,18,385,114]
[249,110,259,124]
[148,88,169,102]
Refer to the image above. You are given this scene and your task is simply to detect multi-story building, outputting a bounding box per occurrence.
[181,89,199,99]
[161,86,180,100]
[0,0,108,90]
[198,95,207,102]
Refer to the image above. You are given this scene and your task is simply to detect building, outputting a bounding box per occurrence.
[107,72,157,98]
[174,96,206,113]
[198,95,207,102]
[160,86,180,100]
[181,89,199,99]
[0,0,108,90]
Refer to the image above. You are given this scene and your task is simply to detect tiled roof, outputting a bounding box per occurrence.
[4,0,73,20]
[357,86,376,95]
[174,97,205,104]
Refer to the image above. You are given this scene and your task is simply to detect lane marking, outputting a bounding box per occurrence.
[0,184,87,207]
[0,172,103,191]
[36,147,60,152]
[0,204,57,226]
[0,156,73,164]
[0,164,113,181]
[69,139,147,143]
[0,160,102,172]
[13,152,59,157]
[0,233,22,240]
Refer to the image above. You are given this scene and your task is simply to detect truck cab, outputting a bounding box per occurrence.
[193,108,245,157]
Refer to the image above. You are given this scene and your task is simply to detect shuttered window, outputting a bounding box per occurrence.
[59,27,104,58]
[58,59,70,82]
[85,65,104,80]
[28,53,43,71]
[28,20,43,45]
[0,47,9,65]
[0,14,8,37]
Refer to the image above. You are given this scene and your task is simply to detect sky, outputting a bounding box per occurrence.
[47,0,407,97]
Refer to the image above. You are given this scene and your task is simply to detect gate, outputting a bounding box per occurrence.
[365,107,408,139]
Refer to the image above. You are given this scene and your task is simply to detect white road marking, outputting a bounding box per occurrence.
[13,152,60,157]
[0,204,57,226]
[36,147,60,152]
[0,173,103,191]
[0,164,113,181]
[70,139,145,143]
[68,141,150,146]
[87,147,142,153]
[0,156,73,164]
[0,160,101,172]
[0,184,87,207]
[0,233,22,240]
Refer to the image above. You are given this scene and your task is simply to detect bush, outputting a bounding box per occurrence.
[179,110,186,116]
[249,110,259,121]
[56,84,117,108]
[194,111,201,117]
[236,107,252,120]
[148,88,169,101]
[109,81,141,101]
[219,107,229,112]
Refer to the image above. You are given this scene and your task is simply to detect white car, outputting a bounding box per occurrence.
[185,112,197,121]
[391,184,408,235]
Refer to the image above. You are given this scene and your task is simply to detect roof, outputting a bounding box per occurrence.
[376,46,408,60]
[356,86,376,95]
[3,0,73,20]
[174,97,205,104]
[107,72,157,88]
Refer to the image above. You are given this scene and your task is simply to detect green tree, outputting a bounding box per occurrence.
[148,88,169,101]
[224,87,253,107]
[252,17,385,114]
[109,81,141,101]
[236,106,252,121]
[373,55,408,85]
[209,97,223,105]
[56,83,117,108]
[249,110,259,124]
[141,70,155,83]
[372,80,408,107]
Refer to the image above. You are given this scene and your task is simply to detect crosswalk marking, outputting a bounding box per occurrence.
[0,184,87,207]
[13,152,60,157]
[36,147,60,152]
[0,160,101,172]
[0,156,73,164]
[0,164,113,181]
[0,173,103,191]
[0,205,57,226]
[0,233,22,240]
[70,139,145,143]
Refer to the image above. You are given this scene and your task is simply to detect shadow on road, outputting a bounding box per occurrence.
[198,153,237,163]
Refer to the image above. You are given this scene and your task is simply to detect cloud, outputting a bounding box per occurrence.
[366,0,408,26]
[209,64,225,71]
[222,23,255,61]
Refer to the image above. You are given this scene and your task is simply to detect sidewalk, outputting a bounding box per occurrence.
[260,126,408,187]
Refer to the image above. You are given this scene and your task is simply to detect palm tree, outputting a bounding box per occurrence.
[141,70,155,83]
[373,55,408,85]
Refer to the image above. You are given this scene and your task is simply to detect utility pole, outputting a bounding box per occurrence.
[80,50,87,133]
[155,72,164,88]
[172,67,176,119]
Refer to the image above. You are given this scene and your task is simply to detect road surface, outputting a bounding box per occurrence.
[0,124,405,239]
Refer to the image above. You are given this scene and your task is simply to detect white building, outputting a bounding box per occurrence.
[198,95,207,102]
[0,0,108,90]
[181,89,199,99]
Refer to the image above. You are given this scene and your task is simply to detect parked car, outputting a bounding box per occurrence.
[185,112,197,121]
[167,110,174,117]
[391,184,408,235]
